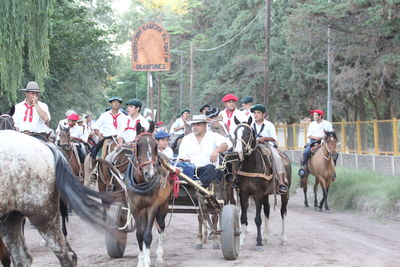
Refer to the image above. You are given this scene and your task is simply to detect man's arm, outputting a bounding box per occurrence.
[34,99,49,122]
[210,142,228,163]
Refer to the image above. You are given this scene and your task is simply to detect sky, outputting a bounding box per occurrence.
[111,0,132,14]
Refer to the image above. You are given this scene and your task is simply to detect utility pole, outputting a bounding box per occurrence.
[189,43,194,113]
[327,1,333,122]
[148,72,154,120]
[157,76,161,122]
[263,0,271,107]
[179,50,183,110]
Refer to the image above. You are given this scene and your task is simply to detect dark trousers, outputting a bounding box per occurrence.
[301,140,319,166]
[197,164,223,188]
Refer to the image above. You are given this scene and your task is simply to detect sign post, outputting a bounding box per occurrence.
[132,22,170,120]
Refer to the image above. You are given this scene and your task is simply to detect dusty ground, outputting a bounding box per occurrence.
[23,189,400,267]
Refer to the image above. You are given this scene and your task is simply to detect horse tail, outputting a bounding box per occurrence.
[47,144,123,230]
[59,199,68,236]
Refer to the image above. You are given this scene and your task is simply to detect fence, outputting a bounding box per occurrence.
[275,118,399,156]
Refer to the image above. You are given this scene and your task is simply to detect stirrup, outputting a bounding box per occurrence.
[298,167,306,178]
[278,184,288,194]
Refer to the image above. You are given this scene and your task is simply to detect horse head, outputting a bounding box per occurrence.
[323,131,338,159]
[0,106,15,130]
[207,115,231,140]
[233,116,255,161]
[58,125,71,148]
[134,121,158,182]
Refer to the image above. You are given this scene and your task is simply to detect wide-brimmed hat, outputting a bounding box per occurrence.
[188,114,207,124]
[20,81,40,93]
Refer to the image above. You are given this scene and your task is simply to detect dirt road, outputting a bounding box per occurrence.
[24,190,400,267]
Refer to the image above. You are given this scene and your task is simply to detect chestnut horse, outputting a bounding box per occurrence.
[58,126,84,181]
[124,122,172,267]
[233,116,291,250]
[301,131,338,210]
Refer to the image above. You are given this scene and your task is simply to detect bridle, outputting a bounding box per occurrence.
[132,132,158,176]
[58,127,71,150]
[235,123,256,156]
[321,134,337,161]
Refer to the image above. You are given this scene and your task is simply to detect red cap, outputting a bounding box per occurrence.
[67,113,80,121]
[156,121,164,126]
[221,94,239,102]
[310,109,324,117]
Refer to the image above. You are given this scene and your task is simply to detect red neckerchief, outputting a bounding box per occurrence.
[246,110,250,116]
[125,118,140,131]
[226,108,235,132]
[110,112,121,129]
[24,103,34,122]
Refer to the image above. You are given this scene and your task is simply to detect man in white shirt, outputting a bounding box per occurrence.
[220,94,246,137]
[298,109,334,177]
[178,115,232,187]
[90,96,126,158]
[83,112,99,147]
[13,81,51,141]
[117,98,149,145]
[170,109,190,135]
[240,96,254,120]
[67,113,87,163]
[56,110,76,142]
[155,131,174,160]
[251,104,288,194]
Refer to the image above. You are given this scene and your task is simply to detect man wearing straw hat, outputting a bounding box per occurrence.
[178,114,232,188]
[13,81,51,141]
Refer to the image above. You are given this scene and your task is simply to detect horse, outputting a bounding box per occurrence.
[301,131,338,211]
[233,116,291,250]
[0,130,120,266]
[124,122,172,267]
[58,126,85,181]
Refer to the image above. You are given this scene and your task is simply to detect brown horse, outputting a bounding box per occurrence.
[233,116,291,250]
[301,132,338,211]
[58,126,84,181]
[124,122,172,267]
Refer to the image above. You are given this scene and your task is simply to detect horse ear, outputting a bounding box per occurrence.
[247,116,252,125]
[8,105,15,116]
[234,116,240,125]
[136,122,144,135]
[148,121,155,133]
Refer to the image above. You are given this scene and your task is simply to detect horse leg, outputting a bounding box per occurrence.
[211,213,220,249]
[155,202,168,267]
[136,217,145,267]
[280,194,289,245]
[318,179,327,211]
[0,236,11,267]
[303,174,309,207]
[239,190,249,247]
[142,212,156,267]
[313,177,319,208]
[0,212,31,267]
[262,196,270,243]
[195,214,204,249]
[325,187,330,211]
[29,211,77,267]
[254,196,263,251]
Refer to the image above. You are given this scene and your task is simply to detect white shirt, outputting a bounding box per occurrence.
[70,125,86,141]
[308,120,334,142]
[95,111,126,137]
[117,114,149,142]
[13,100,51,133]
[160,146,173,159]
[55,119,69,141]
[178,131,232,167]
[252,119,277,146]
[170,117,185,135]
[242,109,254,121]
[220,108,246,136]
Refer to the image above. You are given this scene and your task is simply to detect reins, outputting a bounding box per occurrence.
[235,123,256,155]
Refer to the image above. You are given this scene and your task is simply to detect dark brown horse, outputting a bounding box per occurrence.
[124,122,172,267]
[233,116,291,250]
[301,131,338,210]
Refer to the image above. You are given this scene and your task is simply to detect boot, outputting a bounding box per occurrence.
[277,173,288,194]
[298,166,306,178]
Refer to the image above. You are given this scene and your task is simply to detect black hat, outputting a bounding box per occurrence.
[199,104,210,113]
[126,98,142,108]
[205,107,220,118]
[240,96,254,104]
[250,104,267,113]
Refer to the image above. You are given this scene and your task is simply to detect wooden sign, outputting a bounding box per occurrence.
[132,22,170,71]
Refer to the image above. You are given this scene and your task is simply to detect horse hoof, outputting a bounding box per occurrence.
[195,244,203,249]
[255,245,264,252]
[155,260,163,267]
[213,243,220,249]
[305,204,309,208]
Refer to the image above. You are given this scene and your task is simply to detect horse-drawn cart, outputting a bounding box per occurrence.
[103,158,240,261]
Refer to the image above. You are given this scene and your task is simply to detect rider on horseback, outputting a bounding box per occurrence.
[13,81,51,141]
[240,96,254,120]
[220,94,246,136]
[178,114,232,188]
[298,109,334,178]
[170,109,190,135]
[199,104,210,115]
[251,104,288,194]
[90,96,126,158]
[67,113,87,163]
[56,110,76,142]
[117,98,149,146]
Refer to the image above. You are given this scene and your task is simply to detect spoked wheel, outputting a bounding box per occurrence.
[220,204,240,260]
[105,203,128,258]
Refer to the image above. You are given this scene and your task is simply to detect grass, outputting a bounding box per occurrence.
[290,163,400,219]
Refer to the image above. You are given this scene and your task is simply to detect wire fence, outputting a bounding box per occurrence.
[275,118,399,156]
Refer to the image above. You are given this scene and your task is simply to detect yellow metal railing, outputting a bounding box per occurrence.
[275,118,399,156]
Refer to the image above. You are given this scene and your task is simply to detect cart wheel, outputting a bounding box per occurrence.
[220,204,240,260]
[105,203,128,258]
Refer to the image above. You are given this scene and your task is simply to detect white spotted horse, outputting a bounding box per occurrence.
[0,130,122,266]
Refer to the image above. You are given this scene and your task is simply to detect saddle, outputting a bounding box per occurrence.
[310,143,322,155]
